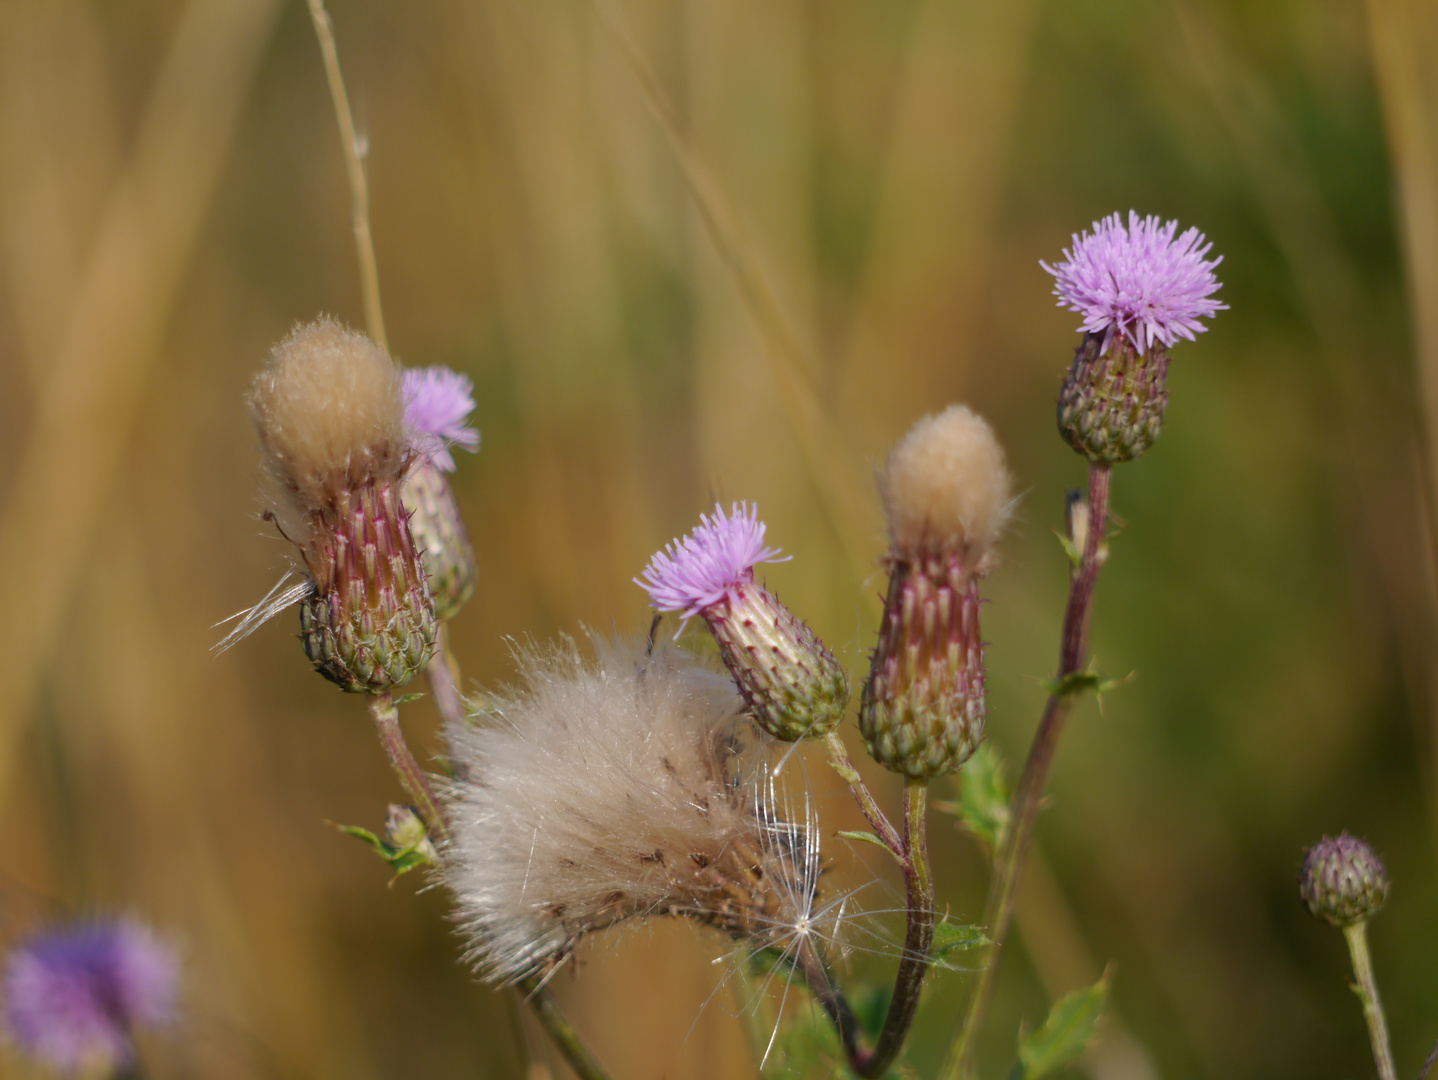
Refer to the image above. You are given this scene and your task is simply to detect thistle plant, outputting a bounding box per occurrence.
[1043,211,1226,464]
[230,11,1281,1069]
[1301,834,1397,1080]
[228,207,1232,1080]
[1,919,178,1076]
[402,366,480,621]
[637,502,849,741]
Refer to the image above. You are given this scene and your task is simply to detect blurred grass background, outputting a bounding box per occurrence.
[2,0,1438,1077]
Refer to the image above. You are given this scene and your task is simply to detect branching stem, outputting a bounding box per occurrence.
[857,779,934,1078]
[824,731,905,858]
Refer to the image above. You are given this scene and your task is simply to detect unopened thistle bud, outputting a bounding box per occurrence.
[401,366,480,620]
[1301,833,1389,927]
[861,406,1014,778]
[1042,211,1226,464]
[636,503,849,741]
[248,317,436,693]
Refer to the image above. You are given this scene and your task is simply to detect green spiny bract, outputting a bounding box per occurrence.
[1057,332,1169,465]
[299,481,436,693]
[705,583,849,742]
[860,552,984,778]
[403,459,477,621]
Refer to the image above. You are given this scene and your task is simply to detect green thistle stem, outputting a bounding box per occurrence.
[1344,921,1397,1080]
[858,780,934,1078]
[517,974,613,1080]
[941,463,1111,1080]
[367,691,452,850]
[824,731,904,857]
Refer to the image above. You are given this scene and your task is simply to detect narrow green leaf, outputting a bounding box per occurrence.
[837,829,892,851]
[1016,970,1110,1079]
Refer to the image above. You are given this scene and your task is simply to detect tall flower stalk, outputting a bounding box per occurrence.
[943,211,1223,1078]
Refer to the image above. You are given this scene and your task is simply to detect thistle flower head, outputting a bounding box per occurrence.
[442,635,823,985]
[248,317,436,693]
[402,365,480,473]
[863,407,1012,777]
[636,506,847,741]
[1301,833,1389,927]
[1041,211,1226,354]
[2,919,178,1074]
[878,405,1014,569]
[635,503,788,627]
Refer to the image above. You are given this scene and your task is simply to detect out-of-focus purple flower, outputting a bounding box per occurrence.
[2,919,178,1074]
[1041,211,1226,353]
[635,502,788,628]
[402,366,480,472]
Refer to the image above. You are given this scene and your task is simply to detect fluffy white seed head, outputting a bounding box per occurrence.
[248,317,406,544]
[878,405,1014,566]
[442,635,817,985]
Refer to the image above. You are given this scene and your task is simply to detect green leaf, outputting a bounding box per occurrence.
[946,744,1011,854]
[1015,970,1110,1079]
[329,820,437,881]
[836,829,893,851]
[930,921,989,963]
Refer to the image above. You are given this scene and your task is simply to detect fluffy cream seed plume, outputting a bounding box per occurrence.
[248,317,407,550]
[878,404,1014,569]
[442,636,822,986]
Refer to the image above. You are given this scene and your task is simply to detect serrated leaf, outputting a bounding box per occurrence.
[931,921,989,962]
[950,744,1010,854]
[1016,971,1109,1079]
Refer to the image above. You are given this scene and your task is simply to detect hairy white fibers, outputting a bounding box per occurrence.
[879,405,1014,567]
[442,636,821,985]
[247,316,406,547]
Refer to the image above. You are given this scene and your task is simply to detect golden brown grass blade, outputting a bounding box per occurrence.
[306,0,388,354]
[0,0,284,808]
[588,0,875,586]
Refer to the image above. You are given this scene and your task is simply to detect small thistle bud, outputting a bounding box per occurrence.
[401,365,481,620]
[2,919,178,1074]
[1301,833,1390,927]
[636,503,849,741]
[861,406,1014,778]
[1042,211,1226,464]
[249,317,436,693]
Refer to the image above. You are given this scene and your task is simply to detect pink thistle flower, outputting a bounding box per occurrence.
[402,365,480,472]
[636,504,848,742]
[2,919,178,1074]
[1041,211,1226,354]
[635,502,788,628]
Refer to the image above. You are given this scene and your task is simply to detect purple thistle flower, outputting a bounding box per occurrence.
[1041,211,1226,353]
[3,919,178,1074]
[402,366,480,472]
[635,502,789,629]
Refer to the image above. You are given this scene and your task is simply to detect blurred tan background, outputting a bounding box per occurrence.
[3,0,1438,1077]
